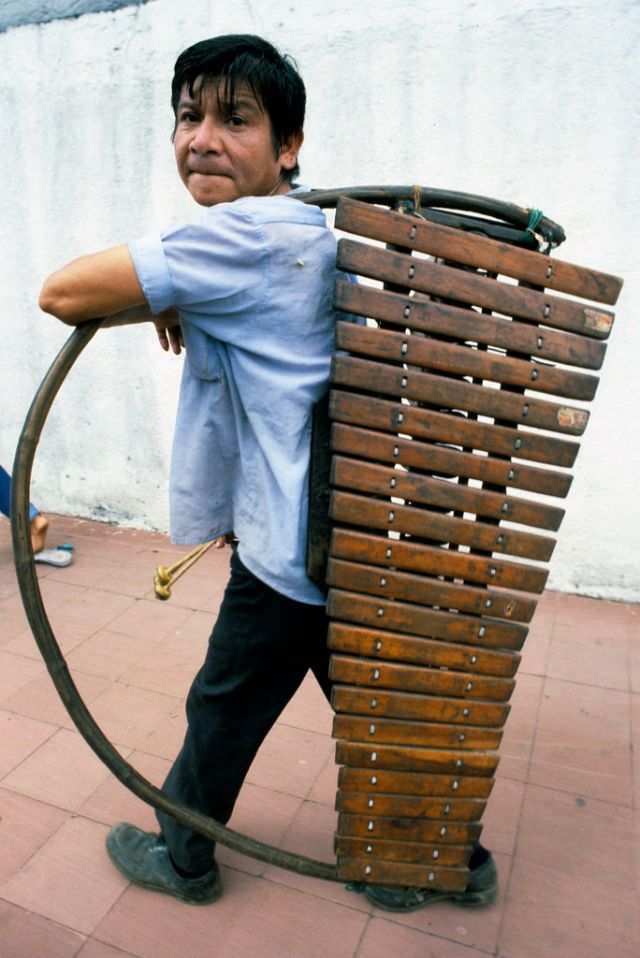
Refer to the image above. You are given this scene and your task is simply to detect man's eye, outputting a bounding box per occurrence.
[179,111,200,123]
[228,114,245,127]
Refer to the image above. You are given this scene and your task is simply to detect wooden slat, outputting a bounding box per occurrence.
[330,528,548,593]
[327,561,534,625]
[329,655,514,700]
[331,423,572,499]
[335,196,623,305]
[332,685,509,726]
[336,790,488,820]
[333,715,502,750]
[337,812,481,843]
[328,623,520,676]
[331,491,557,562]
[333,355,589,436]
[334,281,609,370]
[336,321,599,402]
[330,390,579,468]
[334,836,473,865]
[335,741,499,775]
[336,858,470,889]
[328,588,527,649]
[331,456,565,531]
[337,766,495,798]
[337,239,615,339]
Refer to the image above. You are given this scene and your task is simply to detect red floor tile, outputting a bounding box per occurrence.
[515,783,635,888]
[65,629,159,681]
[630,644,640,695]
[0,900,86,958]
[245,722,334,798]
[0,817,128,934]
[357,917,493,958]
[38,580,137,632]
[140,705,186,761]
[0,669,111,730]
[263,799,366,910]
[278,671,334,735]
[3,615,98,659]
[0,788,69,883]
[306,752,339,805]
[2,728,120,811]
[364,851,511,954]
[79,749,171,830]
[0,650,44,705]
[500,858,639,958]
[530,677,633,804]
[0,594,30,643]
[0,709,57,779]
[76,940,141,958]
[86,682,182,751]
[120,636,208,699]
[546,633,629,690]
[105,598,196,644]
[480,777,525,857]
[219,782,305,877]
[498,673,544,781]
[95,867,369,958]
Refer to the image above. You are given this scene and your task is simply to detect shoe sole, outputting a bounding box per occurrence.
[365,884,497,912]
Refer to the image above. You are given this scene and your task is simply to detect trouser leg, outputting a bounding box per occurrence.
[157,549,330,873]
[0,464,39,522]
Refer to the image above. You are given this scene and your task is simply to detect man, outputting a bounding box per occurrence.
[40,34,496,911]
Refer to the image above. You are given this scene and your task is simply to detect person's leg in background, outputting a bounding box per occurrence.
[0,463,49,552]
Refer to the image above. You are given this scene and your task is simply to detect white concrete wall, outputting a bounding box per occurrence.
[1,0,638,600]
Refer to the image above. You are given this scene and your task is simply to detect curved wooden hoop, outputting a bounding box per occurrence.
[10,186,563,880]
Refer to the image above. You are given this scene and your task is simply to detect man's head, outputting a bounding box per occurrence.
[171,35,306,206]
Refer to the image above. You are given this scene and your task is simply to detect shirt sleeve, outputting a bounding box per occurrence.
[128,204,266,315]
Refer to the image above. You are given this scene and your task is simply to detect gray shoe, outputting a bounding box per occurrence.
[364,850,497,912]
[106,822,221,905]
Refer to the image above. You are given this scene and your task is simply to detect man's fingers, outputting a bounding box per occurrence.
[155,326,169,351]
[168,327,183,354]
[213,532,236,549]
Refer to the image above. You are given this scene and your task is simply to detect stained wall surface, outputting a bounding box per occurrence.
[1,0,638,600]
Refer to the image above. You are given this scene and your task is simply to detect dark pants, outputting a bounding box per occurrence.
[157,548,331,873]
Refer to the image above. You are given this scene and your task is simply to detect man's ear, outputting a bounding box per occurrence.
[279,130,304,173]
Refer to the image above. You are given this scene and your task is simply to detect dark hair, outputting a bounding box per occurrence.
[171,34,305,179]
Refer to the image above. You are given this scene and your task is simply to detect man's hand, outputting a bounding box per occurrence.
[154,308,183,354]
[213,532,236,549]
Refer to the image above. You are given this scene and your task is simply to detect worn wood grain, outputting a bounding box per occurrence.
[335,196,623,305]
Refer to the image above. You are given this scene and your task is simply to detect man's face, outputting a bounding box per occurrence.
[173,79,302,206]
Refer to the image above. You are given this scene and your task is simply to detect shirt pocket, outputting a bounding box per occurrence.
[182,324,224,382]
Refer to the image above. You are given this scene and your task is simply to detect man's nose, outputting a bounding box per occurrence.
[189,116,223,154]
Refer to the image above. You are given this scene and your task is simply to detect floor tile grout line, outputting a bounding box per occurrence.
[500,775,635,810]
[0,802,73,893]
[359,910,500,957]
[0,717,60,783]
[0,899,91,956]
[351,910,371,958]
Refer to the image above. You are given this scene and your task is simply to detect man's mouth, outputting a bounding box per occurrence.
[188,167,230,177]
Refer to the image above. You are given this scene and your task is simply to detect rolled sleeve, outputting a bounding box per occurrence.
[128,235,175,314]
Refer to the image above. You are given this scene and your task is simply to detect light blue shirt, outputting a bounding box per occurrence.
[129,193,343,604]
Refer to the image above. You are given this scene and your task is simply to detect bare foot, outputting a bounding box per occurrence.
[30,514,49,553]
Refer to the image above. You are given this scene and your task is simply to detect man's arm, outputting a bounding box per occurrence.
[39,243,183,352]
[39,244,147,325]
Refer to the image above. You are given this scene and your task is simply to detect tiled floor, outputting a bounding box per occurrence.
[0,514,638,958]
